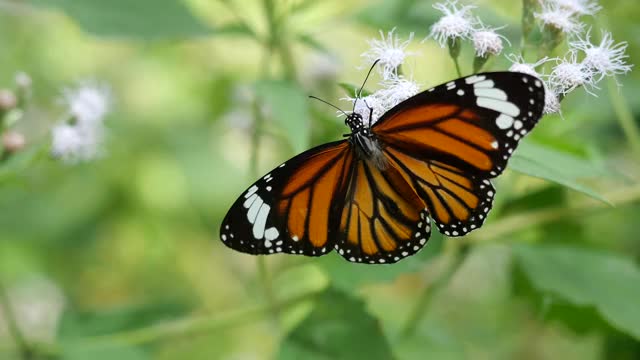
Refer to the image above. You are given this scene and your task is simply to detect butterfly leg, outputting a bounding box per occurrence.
[362,98,374,128]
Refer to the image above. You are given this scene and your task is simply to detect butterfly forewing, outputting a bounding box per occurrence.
[220,141,353,256]
[373,72,545,178]
[372,72,544,236]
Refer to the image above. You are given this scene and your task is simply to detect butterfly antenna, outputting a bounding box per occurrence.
[308,95,349,117]
[357,59,380,99]
[352,59,380,113]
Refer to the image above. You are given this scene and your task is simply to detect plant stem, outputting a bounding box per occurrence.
[0,282,32,359]
[464,183,640,245]
[399,182,640,338]
[448,38,463,77]
[251,86,281,327]
[520,0,537,59]
[0,290,321,356]
[400,241,469,338]
[608,77,640,157]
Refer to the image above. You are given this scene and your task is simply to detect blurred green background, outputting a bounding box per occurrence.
[0,0,639,359]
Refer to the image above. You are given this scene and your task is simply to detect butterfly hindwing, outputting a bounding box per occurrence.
[335,159,431,264]
[384,147,495,237]
[373,72,545,178]
[220,141,353,256]
[372,72,544,237]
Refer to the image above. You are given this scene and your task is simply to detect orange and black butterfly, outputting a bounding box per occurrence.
[220,70,545,264]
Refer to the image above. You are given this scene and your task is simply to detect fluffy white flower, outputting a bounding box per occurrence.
[376,77,421,111]
[507,54,553,78]
[570,30,632,83]
[61,82,111,125]
[543,87,562,114]
[549,52,595,95]
[553,0,601,16]
[341,93,384,126]
[343,77,421,125]
[362,28,414,80]
[428,0,477,47]
[52,81,111,164]
[51,123,103,164]
[506,55,562,115]
[535,3,585,35]
[472,26,508,57]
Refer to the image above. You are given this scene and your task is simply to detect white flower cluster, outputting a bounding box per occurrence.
[535,0,600,35]
[348,0,630,121]
[508,29,631,115]
[51,81,111,164]
[428,0,508,58]
[347,29,421,125]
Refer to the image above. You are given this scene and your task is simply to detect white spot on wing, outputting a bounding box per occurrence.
[474,88,507,100]
[243,193,258,209]
[474,80,495,88]
[252,203,270,239]
[264,227,279,241]
[465,75,486,84]
[477,98,520,117]
[247,197,264,223]
[244,185,258,198]
[496,114,514,129]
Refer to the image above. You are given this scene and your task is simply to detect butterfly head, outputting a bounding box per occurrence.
[345,112,366,134]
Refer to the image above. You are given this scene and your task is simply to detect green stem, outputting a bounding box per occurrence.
[400,241,469,338]
[608,77,640,157]
[0,282,32,359]
[401,182,640,337]
[250,0,288,325]
[520,0,537,59]
[463,183,640,245]
[0,290,321,356]
[251,89,281,327]
[447,38,463,77]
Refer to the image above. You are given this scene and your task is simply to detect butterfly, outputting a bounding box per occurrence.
[220,70,545,264]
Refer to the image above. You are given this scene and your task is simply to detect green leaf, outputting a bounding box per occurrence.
[27,0,212,39]
[514,244,640,340]
[0,143,47,185]
[338,83,372,98]
[510,141,610,204]
[215,22,258,39]
[277,287,394,360]
[317,233,443,292]
[254,80,310,154]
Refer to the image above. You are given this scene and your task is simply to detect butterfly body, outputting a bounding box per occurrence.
[346,115,387,169]
[220,72,545,264]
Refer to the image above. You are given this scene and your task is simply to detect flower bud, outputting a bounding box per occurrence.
[0,89,17,111]
[2,130,26,153]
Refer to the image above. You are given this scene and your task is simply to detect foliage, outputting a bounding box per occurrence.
[0,0,639,359]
